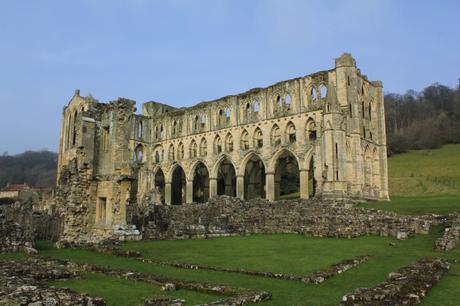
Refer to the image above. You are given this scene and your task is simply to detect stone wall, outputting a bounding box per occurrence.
[435,214,460,251]
[139,196,430,240]
[0,203,34,253]
[340,257,450,305]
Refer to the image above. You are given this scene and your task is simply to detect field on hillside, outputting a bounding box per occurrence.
[2,144,460,305]
[360,144,460,215]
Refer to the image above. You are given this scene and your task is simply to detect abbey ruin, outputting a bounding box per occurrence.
[54,53,389,240]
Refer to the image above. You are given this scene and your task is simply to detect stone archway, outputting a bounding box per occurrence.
[244,154,266,200]
[274,150,300,200]
[171,165,186,205]
[193,162,209,203]
[154,168,165,204]
[217,158,236,197]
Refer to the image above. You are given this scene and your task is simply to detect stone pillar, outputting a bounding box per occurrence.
[300,169,310,199]
[209,177,217,197]
[266,172,275,201]
[165,182,172,205]
[236,175,244,199]
[186,180,193,204]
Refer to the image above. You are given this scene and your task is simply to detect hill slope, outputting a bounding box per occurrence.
[388,144,460,196]
[0,151,57,189]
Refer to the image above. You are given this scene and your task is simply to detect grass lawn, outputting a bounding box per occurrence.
[36,227,460,306]
[5,144,460,305]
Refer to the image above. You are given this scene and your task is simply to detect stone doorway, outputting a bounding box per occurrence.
[193,162,209,203]
[171,166,186,205]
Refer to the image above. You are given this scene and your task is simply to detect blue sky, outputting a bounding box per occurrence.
[0,0,459,154]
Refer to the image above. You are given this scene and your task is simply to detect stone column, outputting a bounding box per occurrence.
[266,172,275,201]
[300,169,310,199]
[209,177,217,197]
[236,175,244,199]
[165,182,172,205]
[186,180,193,204]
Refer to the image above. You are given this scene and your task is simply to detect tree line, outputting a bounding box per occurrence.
[385,81,460,155]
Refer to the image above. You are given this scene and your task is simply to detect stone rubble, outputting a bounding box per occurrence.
[0,257,106,305]
[435,214,460,251]
[340,257,450,306]
[140,196,431,241]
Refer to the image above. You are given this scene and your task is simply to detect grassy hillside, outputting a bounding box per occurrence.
[361,144,460,215]
[388,144,460,196]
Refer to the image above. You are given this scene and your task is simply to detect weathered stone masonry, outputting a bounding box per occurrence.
[54,53,389,241]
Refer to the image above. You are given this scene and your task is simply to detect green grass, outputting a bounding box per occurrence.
[360,144,460,215]
[0,252,26,261]
[36,228,460,306]
[5,144,460,305]
[359,194,460,215]
[388,144,460,197]
[51,272,218,306]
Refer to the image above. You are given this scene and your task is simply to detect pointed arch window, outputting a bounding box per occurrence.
[254,128,263,148]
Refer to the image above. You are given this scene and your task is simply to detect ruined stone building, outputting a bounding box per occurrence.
[55,53,389,239]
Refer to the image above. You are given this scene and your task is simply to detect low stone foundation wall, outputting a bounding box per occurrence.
[0,257,106,305]
[435,214,460,251]
[340,257,450,305]
[140,196,430,240]
[0,203,34,253]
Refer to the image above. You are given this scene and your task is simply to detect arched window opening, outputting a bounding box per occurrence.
[306,120,317,142]
[172,121,177,136]
[214,136,222,154]
[154,169,165,204]
[274,151,300,200]
[320,85,327,99]
[137,121,143,138]
[244,155,266,200]
[226,107,231,123]
[253,100,259,114]
[285,94,291,111]
[276,95,282,110]
[155,150,161,163]
[362,101,365,118]
[177,142,185,160]
[286,122,296,143]
[254,128,263,148]
[271,125,281,146]
[218,109,223,127]
[241,130,249,150]
[225,133,234,152]
[190,140,198,158]
[217,158,236,197]
[201,113,206,129]
[72,111,78,146]
[193,162,209,203]
[369,103,372,120]
[171,166,186,205]
[246,103,251,121]
[335,143,339,180]
[347,75,351,86]
[160,125,164,139]
[134,145,143,162]
[169,144,175,161]
[349,103,353,118]
[200,138,207,157]
[194,115,199,132]
[311,87,317,102]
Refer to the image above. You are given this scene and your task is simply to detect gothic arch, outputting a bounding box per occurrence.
[271,124,281,146]
[211,154,237,179]
[268,148,301,174]
[238,151,267,177]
